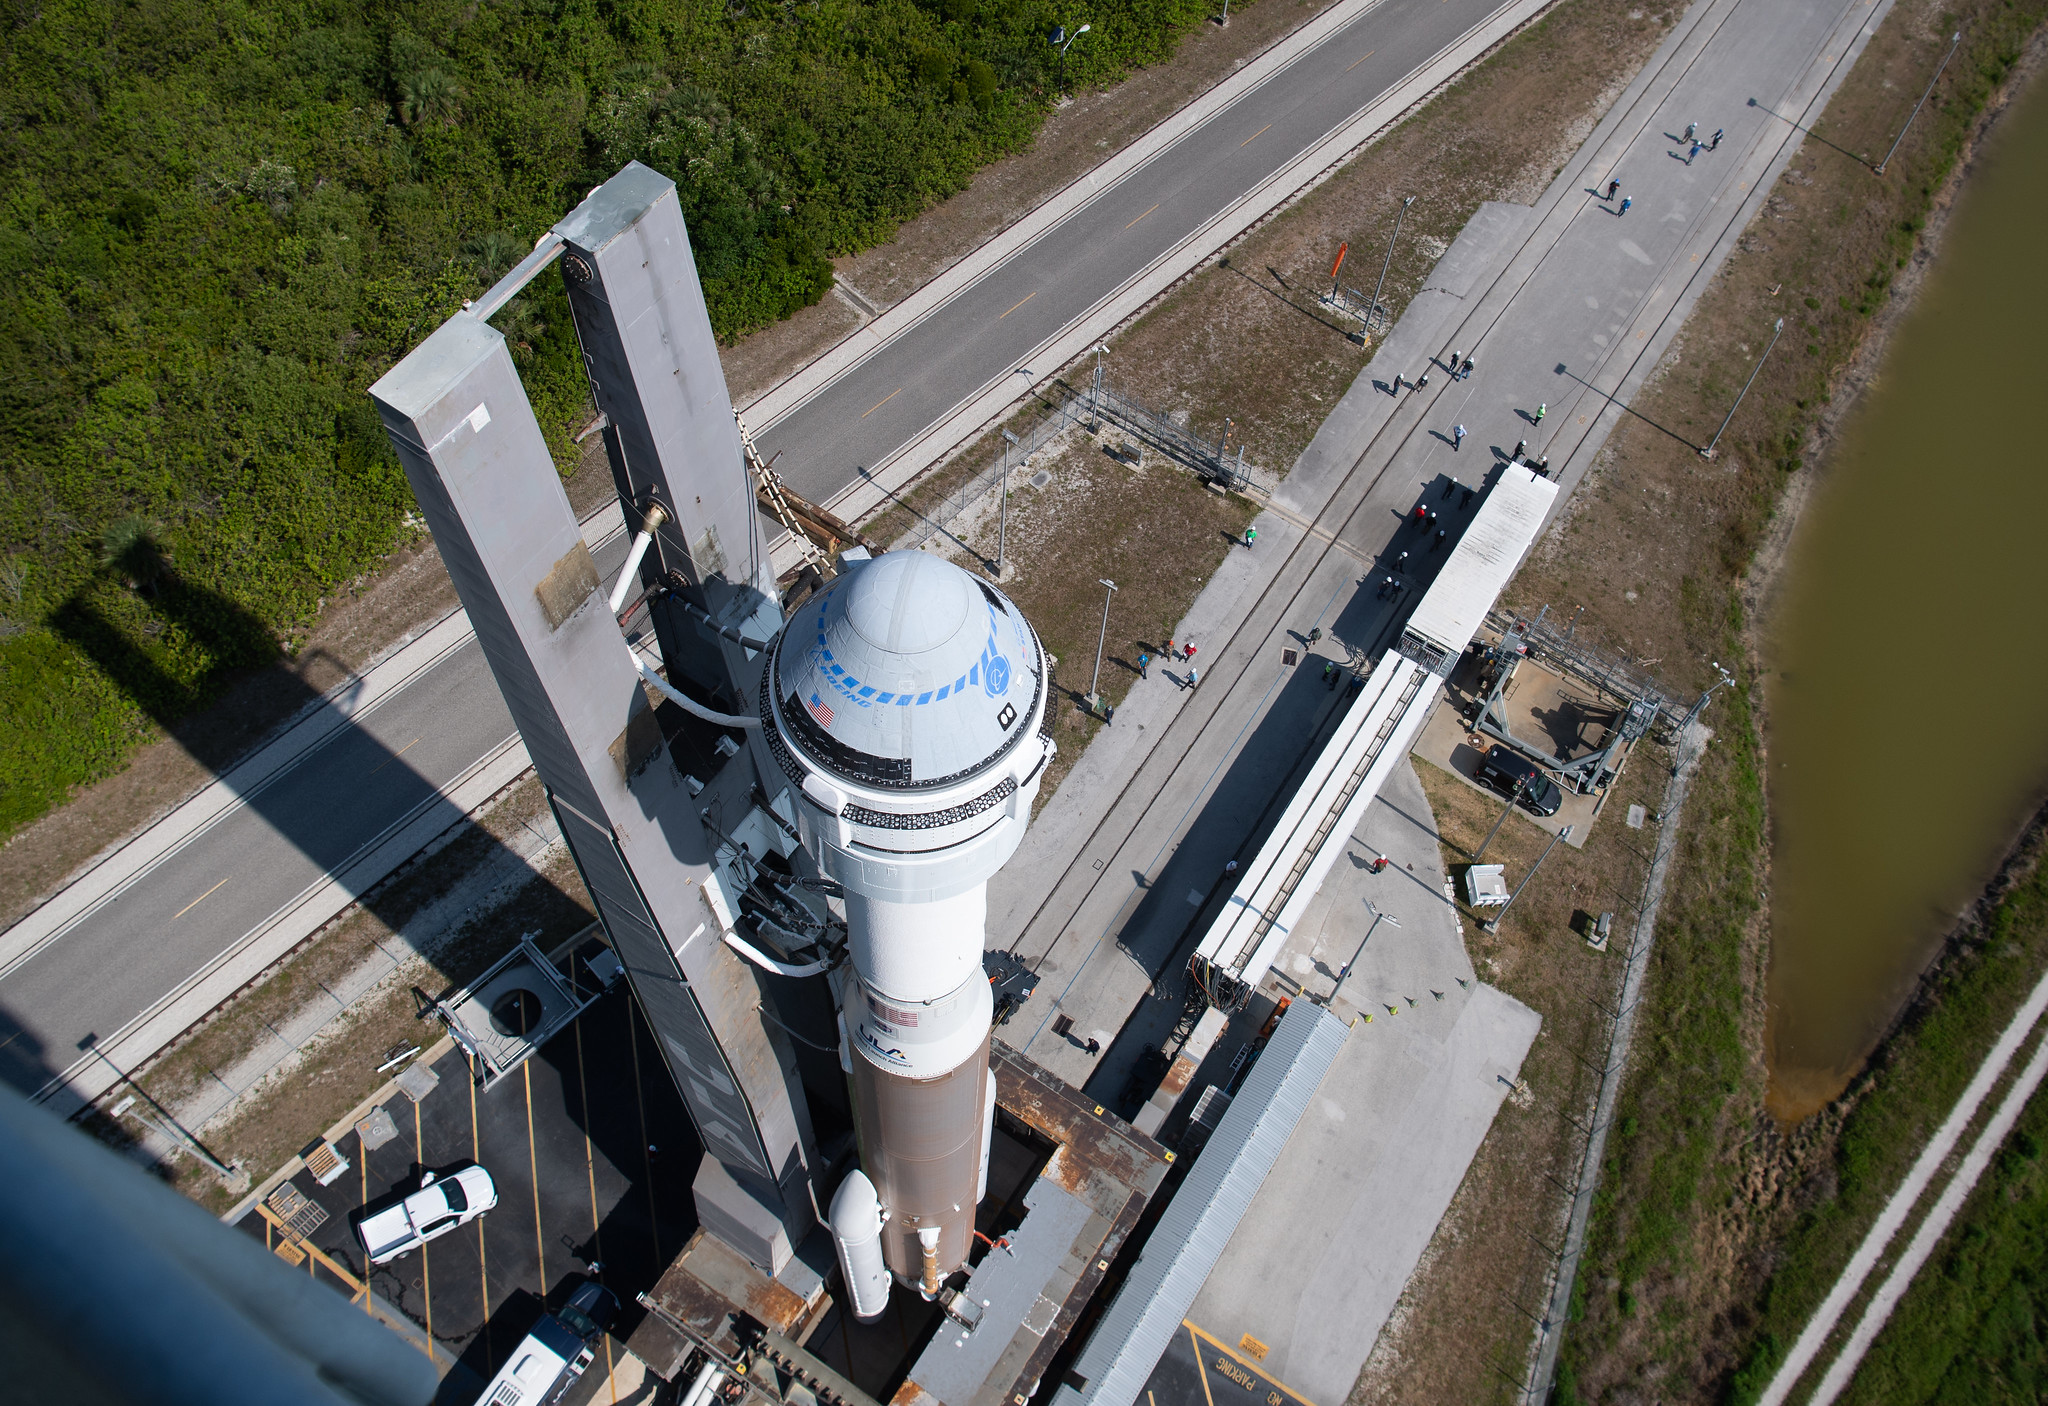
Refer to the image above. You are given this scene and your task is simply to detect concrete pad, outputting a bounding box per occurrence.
[1185,982,1538,1404]
[1412,695,1599,846]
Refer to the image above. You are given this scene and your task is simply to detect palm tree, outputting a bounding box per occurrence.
[398,69,463,128]
[100,517,169,595]
[461,231,522,283]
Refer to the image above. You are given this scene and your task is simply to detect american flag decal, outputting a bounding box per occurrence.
[806,693,835,728]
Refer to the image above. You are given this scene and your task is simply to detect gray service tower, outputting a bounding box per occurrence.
[368,162,1050,1321]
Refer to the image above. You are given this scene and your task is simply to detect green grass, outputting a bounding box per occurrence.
[1726,847,2048,1403]
[1837,1098,2048,1405]
[0,0,1248,839]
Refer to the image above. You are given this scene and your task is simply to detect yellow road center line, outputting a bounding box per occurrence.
[417,1099,434,1353]
[1125,203,1160,230]
[360,1152,372,1315]
[172,875,231,920]
[365,736,422,778]
[861,387,902,419]
[1240,123,1271,147]
[524,1058,546,1293]
[999,290,1038,319]
[472,1072,491,1363]
[1345,49,1376,71]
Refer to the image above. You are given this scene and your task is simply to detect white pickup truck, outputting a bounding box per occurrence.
[349,1163,497,1265]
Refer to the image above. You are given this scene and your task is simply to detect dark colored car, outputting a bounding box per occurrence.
[1475,745,1563,816]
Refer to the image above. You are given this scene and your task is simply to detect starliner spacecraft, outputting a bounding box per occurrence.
[368,161,1051,1320]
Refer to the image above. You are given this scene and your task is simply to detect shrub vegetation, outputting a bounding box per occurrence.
[0,0,1230,835]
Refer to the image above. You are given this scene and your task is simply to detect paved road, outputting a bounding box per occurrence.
[758,0,1512,507]
[0,0,1533,1102]
[978,0,1876,1094]
[0,519,632,1099]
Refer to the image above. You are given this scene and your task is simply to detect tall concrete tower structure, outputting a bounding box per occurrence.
[366,166,818,1276]
[764,552,1054,1298]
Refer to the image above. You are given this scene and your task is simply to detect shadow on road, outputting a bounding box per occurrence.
[21,528,583,1103]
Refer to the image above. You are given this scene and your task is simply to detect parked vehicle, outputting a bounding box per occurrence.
[473,1280,620,1406]
[350,1163,497,1266]
[1474,745,1563,816]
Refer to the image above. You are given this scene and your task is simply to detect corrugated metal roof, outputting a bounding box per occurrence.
[1052,1002,1351,1406]
[1403,467,1558,657]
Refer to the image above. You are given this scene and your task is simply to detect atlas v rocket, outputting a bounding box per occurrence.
[368,161,1050,1318]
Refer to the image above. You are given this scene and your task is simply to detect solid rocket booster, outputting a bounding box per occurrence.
[766,552,1052,1295]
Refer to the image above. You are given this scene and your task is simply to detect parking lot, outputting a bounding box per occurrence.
[233,958,702,1404]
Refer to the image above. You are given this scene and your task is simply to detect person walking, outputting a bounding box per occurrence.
[1513,439,1527,462]
[1449,349,1463,374]
[1688,138,1702,163]
[1395,550,1409,575]
[1138,651,1151,679]
[1536,455,1550,476]
[1412,504,1429,530]
[1460,485,1475,508]
[1604,178,1621,200]
[1433,528,1447,553]
[1683,120,1697,141]
[1414,370,1430,390]
[1243,524,1257,549]
[1321,660,1334,687]
[1452,423,1466,451]
[1183,640,1198,668]
[1710,127,1723,150]
[1085,1037,1101,1056]
[1166,636,1177,661]
[1619,195,1633,217]
[1534,402,1546,424]
[1187,665,1201,691]
[1459,357,1475,381]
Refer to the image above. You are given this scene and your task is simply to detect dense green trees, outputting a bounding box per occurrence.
[0,0,1225,834]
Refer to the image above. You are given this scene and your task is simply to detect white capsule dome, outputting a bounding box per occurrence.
[770,553,1043,790]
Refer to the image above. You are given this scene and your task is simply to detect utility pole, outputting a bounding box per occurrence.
[1703,317,1784,458]
[1329,901,1399,1008]
[1474,772,1531,860]
[1366,196,1416,340]
[997,428,1018,579]
[1876,31,1961,174]
[1091,344,1108,428]
[1088,578,1117,712]
[80,1034,241,1185]
[1485,824,1573,933]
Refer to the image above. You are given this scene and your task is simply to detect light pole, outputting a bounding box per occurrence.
[1051,24,1091,96]
[1876,31,1961,174]
[1091,344,1108,427]
[997,428,1019,579]
[1088,577,1117,711]
[1703,317,1784,458]
[1677,659,1737,732]
[81,1034,240,1183]
[1484,824,1573,933]
[1366,195,1415,340]
[1474,772,1532,860]
[1329,900,1399,1008]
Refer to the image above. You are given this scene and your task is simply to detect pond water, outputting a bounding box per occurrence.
[1764,69,2048,1121]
